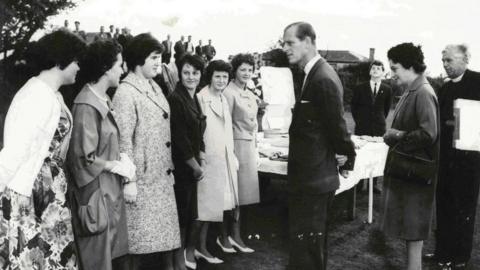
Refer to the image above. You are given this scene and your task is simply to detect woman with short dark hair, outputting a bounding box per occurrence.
[193,60,238,265]
[112,33,181,270]
[0,29,86,269]
[168,54,206,270]
[68,39,130,270]
[382,43,439,270]
[220,53,258,254]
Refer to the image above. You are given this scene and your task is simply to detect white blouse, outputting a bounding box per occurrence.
[0,77,63,196]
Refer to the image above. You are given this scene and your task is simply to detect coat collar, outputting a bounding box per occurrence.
[74,85,110,119]
[175,83,201,114]
[199,86,227,118]
[226,81,251,98]
[406,74,429,92]
[300,57,326,99]
[122,72,170,113]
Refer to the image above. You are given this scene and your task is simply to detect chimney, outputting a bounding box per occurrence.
[369,48,375,61]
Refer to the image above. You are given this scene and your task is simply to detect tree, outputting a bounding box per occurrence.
[1,0,79,59]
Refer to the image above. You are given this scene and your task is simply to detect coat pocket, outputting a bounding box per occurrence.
[73,180,108,236]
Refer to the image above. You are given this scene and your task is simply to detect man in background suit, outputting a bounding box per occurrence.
[184,35,194,54]
[203,39,216,61]
[351,60,392,193]
[174,35,186,62]
[282,22,356,270]
[195,40,205,58]
[424,44,480,270]
[162,34,172,64]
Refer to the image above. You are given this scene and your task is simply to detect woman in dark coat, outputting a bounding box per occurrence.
[68,39,131,270]
[382,43,440,270]
[168,54,206,270]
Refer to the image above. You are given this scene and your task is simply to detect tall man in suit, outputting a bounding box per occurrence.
[282,22,356,270]
[195,40,204,58]
[351,60,392,193]
[162,34,172,64]
[203,39,216,61]
[424,44,480,269]
[174,35,186,62]
[184,35,194,54]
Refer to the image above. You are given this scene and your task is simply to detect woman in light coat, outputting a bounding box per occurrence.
[194,60,239,265]
[221,53,259,253]
[112,33,180,270]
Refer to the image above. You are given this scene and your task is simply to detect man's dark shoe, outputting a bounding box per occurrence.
[437,262,452,270]
[452,261,469,269]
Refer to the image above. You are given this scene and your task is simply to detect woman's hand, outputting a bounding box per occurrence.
[383,128,406,146]
[193,167,205,181]
[123,182,137,204]
[335,154,348,167]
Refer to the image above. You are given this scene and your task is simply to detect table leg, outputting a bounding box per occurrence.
[368,173,374,224]
[347,185,357,220]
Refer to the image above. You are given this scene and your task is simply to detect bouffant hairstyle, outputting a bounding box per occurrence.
[177,54,205,81]
[387,43,426,73]
[79,39,123,84]
[124,33,164,71]
[205,60,232,85]
[26,29,86,74]
[230,53,255,76]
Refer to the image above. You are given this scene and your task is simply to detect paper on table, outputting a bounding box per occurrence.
[260,67,295,131]
[453,98,480,151]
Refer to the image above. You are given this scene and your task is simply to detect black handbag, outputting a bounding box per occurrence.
[385,143,436,185]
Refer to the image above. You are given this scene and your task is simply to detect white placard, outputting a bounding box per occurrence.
[454,98,480,151]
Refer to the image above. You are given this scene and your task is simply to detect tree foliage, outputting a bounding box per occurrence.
[1,0,78,57]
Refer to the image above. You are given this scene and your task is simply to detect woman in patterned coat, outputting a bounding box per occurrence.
[112,33,181,270]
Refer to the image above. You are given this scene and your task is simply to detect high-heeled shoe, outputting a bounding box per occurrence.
[216,237,236,253]
[194,249,224,264]
[184,249,197,269]
[228,236,255,253]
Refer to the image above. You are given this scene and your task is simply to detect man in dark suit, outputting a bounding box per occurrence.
[195,40,204,58]
[424,44,480,269]
[351,60,392,193]
[184,35,194,54]
[174,35,186,62]
[203,39,216,61]
[282,22,356,270]
[162,34,172,64]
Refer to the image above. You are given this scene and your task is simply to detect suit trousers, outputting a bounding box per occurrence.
[288,191,335,270]
[435,164,480,263]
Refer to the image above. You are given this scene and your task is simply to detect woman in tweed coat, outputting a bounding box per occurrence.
[112,33,180,270]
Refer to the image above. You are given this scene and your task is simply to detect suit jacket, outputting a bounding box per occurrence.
[162,40,172,54]
[174,40,185,55]
[195,45,204,56]
[168,83,206,185]
[288,58,356,194]
[438,69,480,171]
[351,81,392,136]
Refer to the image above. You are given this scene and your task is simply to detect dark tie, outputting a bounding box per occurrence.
[373,83,377,97]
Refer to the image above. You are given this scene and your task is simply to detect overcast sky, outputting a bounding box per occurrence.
[46,0,479,76]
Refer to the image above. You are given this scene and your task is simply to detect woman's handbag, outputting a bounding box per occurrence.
[72,179,108,236]
[385,143,436,185]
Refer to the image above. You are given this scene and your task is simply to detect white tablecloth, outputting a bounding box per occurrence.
[258,135,389,195]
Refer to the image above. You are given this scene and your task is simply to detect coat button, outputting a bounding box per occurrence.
[163,112,169,119]
[166,141,171,147]
[167,169,172,175]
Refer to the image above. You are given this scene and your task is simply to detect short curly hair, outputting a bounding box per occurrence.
[79,39,123,84]
[26,29,86,74]
[387,43,426,73]
[124,33,164,71]
[177,54,205,81]
[230,53,255,76]
[204,60,232,85]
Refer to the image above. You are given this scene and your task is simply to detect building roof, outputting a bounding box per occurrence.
[319,50,369,63]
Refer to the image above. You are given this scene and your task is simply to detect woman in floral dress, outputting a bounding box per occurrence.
[0,30,86,269]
